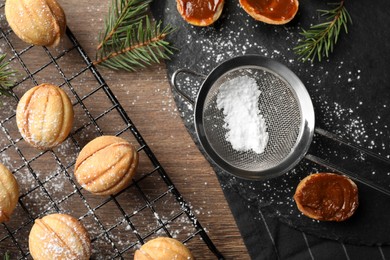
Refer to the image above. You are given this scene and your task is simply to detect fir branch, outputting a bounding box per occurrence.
[0,54,17,97]
[95,17,174,71]
[96,0,175,71]
[97,0,152,50]
[294,1,352,62]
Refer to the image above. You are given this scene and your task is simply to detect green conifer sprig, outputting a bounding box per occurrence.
[0,54,17,97]
[97,0,152,50]
[294,1,352,62]
[95,0,175,71]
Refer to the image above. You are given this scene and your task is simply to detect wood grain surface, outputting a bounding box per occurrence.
[59,0,249,259]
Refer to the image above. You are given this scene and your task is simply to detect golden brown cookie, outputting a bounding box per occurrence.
[74,135,139,196]
[176,0,224,26]
[5,0,66,47]
[29,213,91,260]
[239,0,299,25]
[294,173,359,221]
[134,237,194,260]
[0,163,19,223]
[16,83,74,150]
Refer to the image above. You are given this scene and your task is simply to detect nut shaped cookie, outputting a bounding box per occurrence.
[29,213,91,260]
[75,136,139,196]
[134,237,194,260]
[16,83,74,150]
[0,163,19,223]
[5,0,66,47]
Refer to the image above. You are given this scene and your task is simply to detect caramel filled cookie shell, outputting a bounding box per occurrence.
[177,0,224,26]
[294,173,359,221]
[239,0,299,25]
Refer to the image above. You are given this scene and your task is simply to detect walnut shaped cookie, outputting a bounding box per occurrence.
[74,135,139,196]
[134,237,194,260]
[29,213,91,260]
[0,163,19,223]
[16,83,74,150]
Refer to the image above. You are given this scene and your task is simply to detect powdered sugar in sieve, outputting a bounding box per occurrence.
[216,75,269,154]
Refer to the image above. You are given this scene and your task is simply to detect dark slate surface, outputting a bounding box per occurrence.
[151,0,390,258]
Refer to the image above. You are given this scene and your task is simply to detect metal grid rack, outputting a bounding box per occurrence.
[0,5,223,259]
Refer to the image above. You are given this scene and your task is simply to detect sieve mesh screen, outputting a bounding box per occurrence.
[202,66,301,172]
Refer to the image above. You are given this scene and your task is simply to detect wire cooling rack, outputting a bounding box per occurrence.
[0,6,224,260]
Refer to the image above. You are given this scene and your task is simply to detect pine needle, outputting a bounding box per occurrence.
[0,54,17,97]
[95,0,175,71]
[294,1,352,62]
[97,0,152,50]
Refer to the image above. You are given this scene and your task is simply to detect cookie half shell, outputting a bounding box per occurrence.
[294,173,359,221]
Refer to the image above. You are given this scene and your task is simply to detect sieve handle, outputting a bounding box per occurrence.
[171,68,206,105]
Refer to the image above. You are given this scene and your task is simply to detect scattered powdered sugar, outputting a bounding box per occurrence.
[216,76,268,154]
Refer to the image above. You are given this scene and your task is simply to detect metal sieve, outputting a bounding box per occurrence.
[171,55,315,180]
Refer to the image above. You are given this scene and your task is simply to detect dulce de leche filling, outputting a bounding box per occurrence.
[294,174,358,221]
[240,0,297,21]
[178,0,222,22]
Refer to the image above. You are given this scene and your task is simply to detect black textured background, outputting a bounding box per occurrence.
[151,0,390,258]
